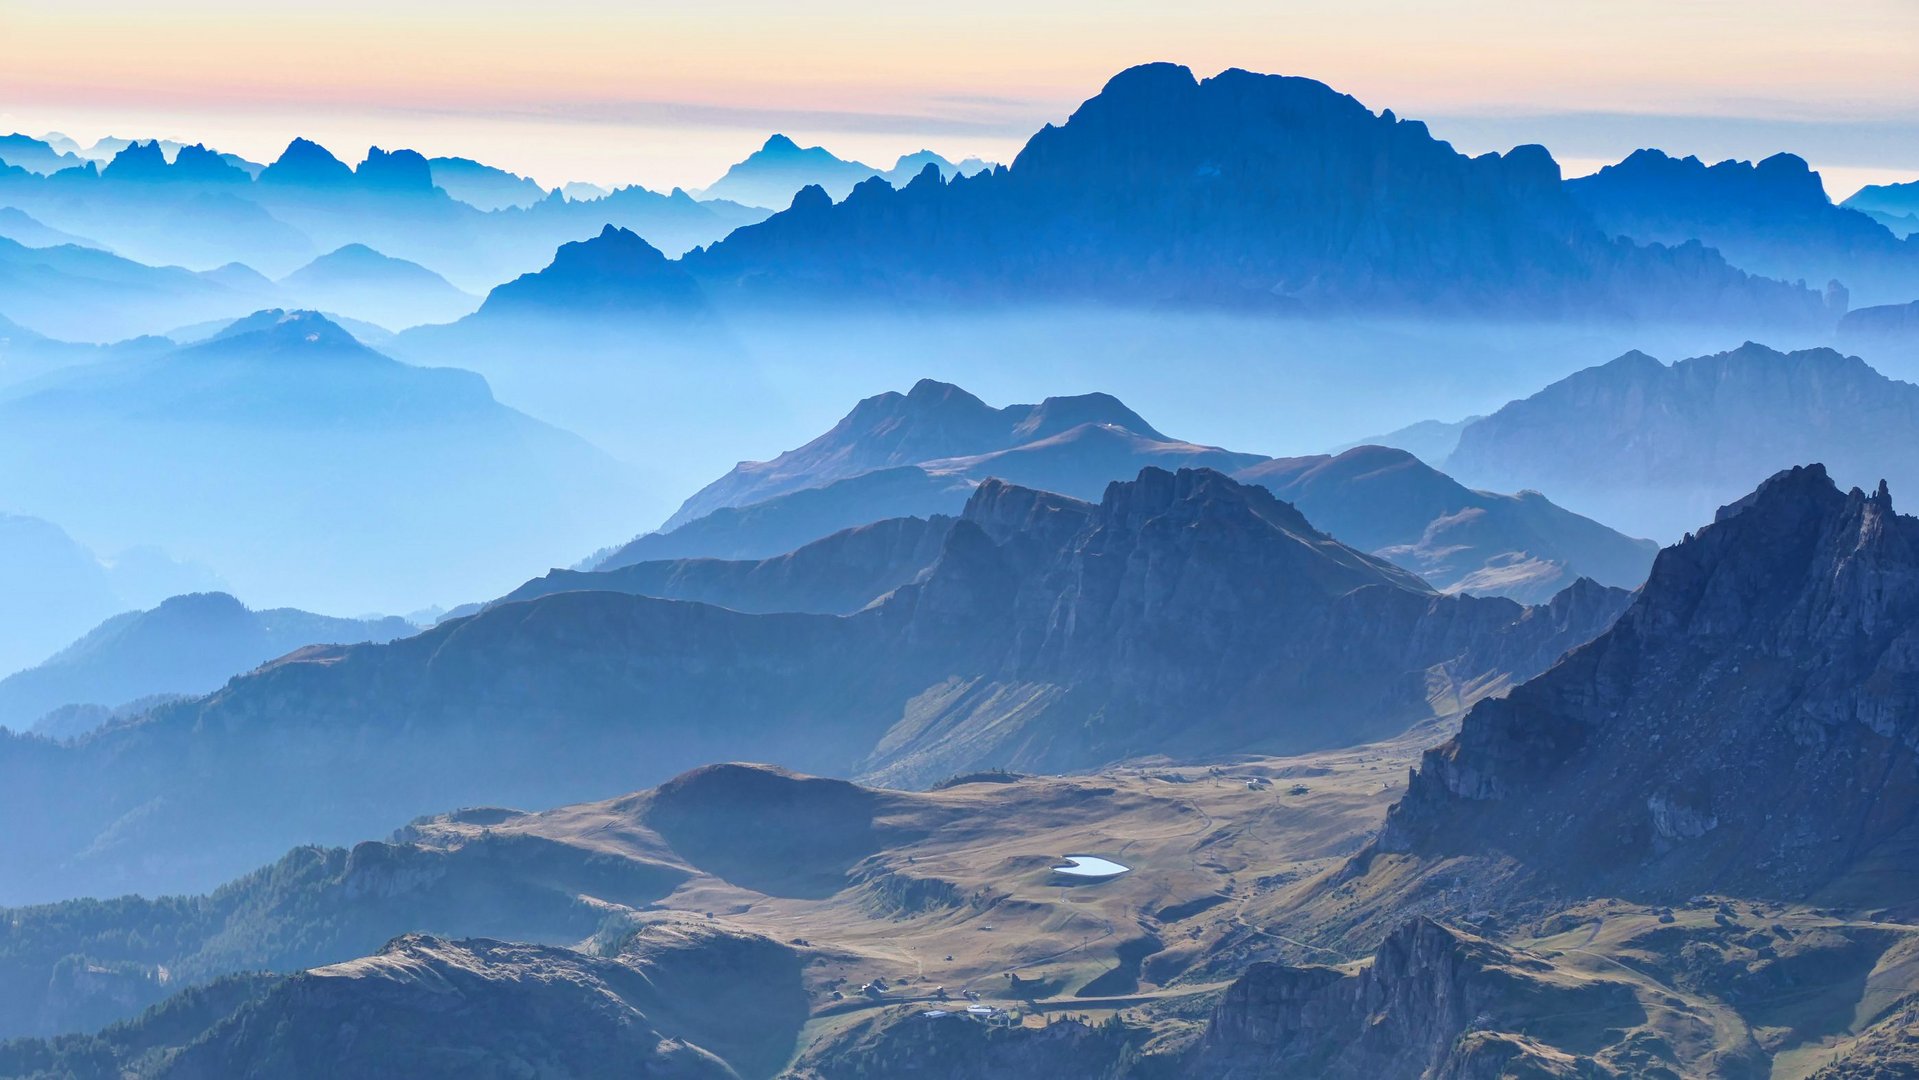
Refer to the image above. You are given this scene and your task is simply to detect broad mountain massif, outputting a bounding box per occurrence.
[637,65,1824,321]
[1567,149,1918,307]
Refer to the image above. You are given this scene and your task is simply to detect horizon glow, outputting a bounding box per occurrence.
[2,0,1915,198]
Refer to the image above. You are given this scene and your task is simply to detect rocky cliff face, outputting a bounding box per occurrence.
[1382,464,1919,904]
[862,469,1631,783]
[1193,918,1649,1078]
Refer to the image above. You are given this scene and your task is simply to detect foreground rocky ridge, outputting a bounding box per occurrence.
[1194,918,1665,1078]
[1381,464,1919,906]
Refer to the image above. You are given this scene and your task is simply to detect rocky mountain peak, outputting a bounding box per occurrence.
[355,146,435,192]
[1013,391,1165,442]
[260,137,354,186]
[100,139,167,180]
[787,183,832,212]
[1379,463,1919,900]
[476,225,704,317]
[959,477,1094,547]
[1093,466,1330,554]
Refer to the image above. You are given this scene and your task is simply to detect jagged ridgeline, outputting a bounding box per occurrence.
[1380,464,1919,905]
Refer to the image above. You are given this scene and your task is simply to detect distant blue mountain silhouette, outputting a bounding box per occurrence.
[0,138,768,291]
[1845,180,1919,238]
[497,63,1822,322]
[477,225,707,318]
[1568,149,1919,306]
[695,134,990,209]
[427,156,549,210]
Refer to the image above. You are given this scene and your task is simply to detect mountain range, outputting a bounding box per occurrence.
[0,207,102,251]
[0,310,638,615]
[0,592,414,733]
[0,234,273,342]
[1566,149,1918,307]
[595,379,1654,605]
[0,513,220,683]
[1845,179,1919,238]
[12,58,1919,1079]
[0,138,769,299]
[0,135,85,175]
[424,155,549,211]
[8,463,1919,1072]
[0,466,1628,902]
[1442,341,1919,541]
[578,64,1824,321]
[694,134,992,209]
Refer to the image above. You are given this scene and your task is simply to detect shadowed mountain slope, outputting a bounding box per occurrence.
[0,593,414,732]
[1381,465,1919,907]
[156,930,802,1080]
[504,514,954,616]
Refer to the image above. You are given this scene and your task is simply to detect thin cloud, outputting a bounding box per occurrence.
[403,95,1063,139]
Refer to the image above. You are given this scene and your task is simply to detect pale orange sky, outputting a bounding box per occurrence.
[3,0,1914,197]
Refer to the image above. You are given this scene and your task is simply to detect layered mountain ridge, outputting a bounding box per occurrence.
[0,592,414,733]
[0,466,1628,903]
[1443,342,1919,541]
